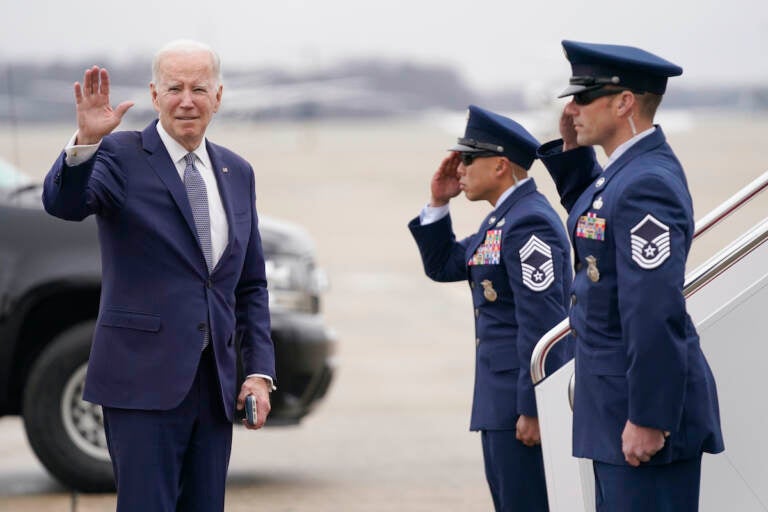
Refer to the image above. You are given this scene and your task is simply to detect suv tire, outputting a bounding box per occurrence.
[22,321,115,492]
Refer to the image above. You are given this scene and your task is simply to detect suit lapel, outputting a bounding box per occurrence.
[141,123,199,241]
[206,142,236,272]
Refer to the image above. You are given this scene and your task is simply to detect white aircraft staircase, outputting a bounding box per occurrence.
[531,170,768,511]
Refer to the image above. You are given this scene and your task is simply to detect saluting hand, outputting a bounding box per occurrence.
[429,152,462,207]
[621,420,667,467]
[559,109,578,152]
[74,66,134,145]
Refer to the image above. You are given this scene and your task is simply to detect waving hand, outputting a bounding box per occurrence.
[74,66,134,145]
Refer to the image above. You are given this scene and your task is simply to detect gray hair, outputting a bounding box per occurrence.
[151,39,222,86]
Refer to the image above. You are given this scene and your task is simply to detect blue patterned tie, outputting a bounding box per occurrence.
[183,153,213,271]
[183,153,212,349]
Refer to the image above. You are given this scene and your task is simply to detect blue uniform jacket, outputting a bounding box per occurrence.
[538,127,724,465]
[409,179,573,431]
[42,121,275,422]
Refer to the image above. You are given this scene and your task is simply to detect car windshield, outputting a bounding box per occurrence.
[0,156,32,189]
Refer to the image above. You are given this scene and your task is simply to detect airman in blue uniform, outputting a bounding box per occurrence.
[537,41,725,511]
[409,105,572,511]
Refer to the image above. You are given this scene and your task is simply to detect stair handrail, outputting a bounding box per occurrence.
[531,170,768,385]
[694,170,768,238]
[684,216,768,298]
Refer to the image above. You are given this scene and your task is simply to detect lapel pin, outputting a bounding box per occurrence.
[222,167,229,174]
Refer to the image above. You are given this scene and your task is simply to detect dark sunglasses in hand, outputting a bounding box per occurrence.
[459,151,500,166]
[572,87,630,106]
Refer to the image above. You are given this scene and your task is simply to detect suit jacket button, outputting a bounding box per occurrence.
[206,279,213,289]
[197,323,207,332]
[571,328,577,338]
[475,337,480,347]
[570,294,577,306]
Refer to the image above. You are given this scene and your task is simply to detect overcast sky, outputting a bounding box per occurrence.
[2,0,767,91]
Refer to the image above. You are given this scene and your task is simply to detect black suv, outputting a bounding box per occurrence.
[0,158,336,492]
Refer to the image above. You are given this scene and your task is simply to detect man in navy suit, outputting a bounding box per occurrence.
[537,41,724,511]
[408,106,572,511]
[42,40,275,511]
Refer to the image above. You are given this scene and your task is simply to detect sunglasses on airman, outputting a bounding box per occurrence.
[572,87,628,106]
[459,152,499,166]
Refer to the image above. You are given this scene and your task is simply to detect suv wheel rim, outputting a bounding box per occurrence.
[61,363,111,462]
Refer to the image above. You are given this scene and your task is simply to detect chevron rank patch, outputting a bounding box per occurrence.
[468,229,502,266]
[519,235,555,291]
[630,214,671,269]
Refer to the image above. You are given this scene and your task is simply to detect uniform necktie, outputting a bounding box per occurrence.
[183,152,212,350]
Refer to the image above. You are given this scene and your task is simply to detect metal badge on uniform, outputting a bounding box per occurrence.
[468,229,502,266]
[595,177,605,188]
[488,216,496,225]
[481,280,497,302]
[576,212,606,241]
[630,214,671,269]
[519,235,555,291]
[592,196,603,210]
[586,255,600,282]
[495,218,505,227]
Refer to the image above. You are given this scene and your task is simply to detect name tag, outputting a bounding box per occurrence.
[576,212,606,241]
[469,229,502,266]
